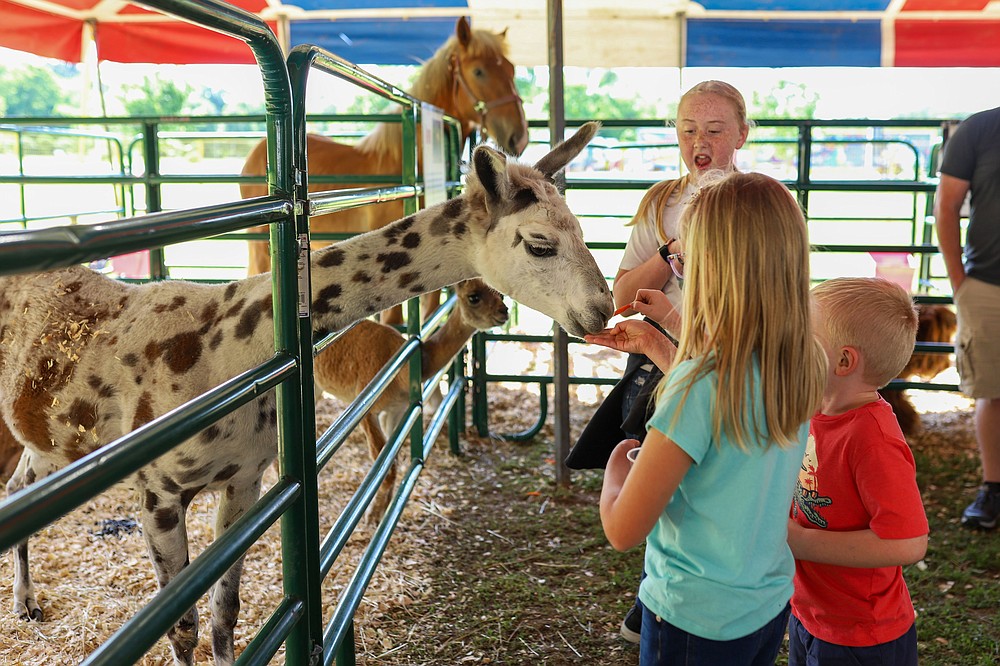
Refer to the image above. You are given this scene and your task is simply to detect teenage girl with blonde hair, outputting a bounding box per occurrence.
[588,171,827,665]
[566,80,753,643]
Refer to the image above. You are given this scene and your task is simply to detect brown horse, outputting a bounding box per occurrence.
[240,17,528,322]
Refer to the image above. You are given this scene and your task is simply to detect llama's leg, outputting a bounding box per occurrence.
[209,477,261,666]
[7,452,55,622]
[361,414,393,525]
[140,488,198,666]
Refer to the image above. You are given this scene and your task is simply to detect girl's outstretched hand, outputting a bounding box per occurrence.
[584,319,677,370]
[584,319,660,355]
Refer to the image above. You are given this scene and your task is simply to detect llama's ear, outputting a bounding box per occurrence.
[532,121,601,180]
[472,144,509,207]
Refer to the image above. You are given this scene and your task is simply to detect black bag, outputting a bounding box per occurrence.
[565,352,663,470]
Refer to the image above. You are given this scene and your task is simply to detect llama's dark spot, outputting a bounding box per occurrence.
[180,485,204,508]
[120,352,139,367]
[161,475,181,495]
[133,392,154,430]
[154,508,180,532]
[397,272,420,288]
[202,425,221,443]
[199,301,219,330]
[352,271,372,283]
[442,197,464,219]
[224,298,246,319]
[430,214,451,237]
[313,284,343,314]
[235,296,273,340]
[317,247,346,268]
[224,283,238,301]
[153,295,187,314]
[64,398,98,431]
[402,232,421,249]
[213,464,240,483]
[376,251,412,273]
[178,463,214,485]
[144,490,159,511]
[177,456,198,468]
[209,330,224,350]
[161,332,203,373]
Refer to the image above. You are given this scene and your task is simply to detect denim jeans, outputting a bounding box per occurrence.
[787,614,918,666]
[640,603,791,666]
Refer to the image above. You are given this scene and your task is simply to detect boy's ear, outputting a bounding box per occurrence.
[835,346,861,376]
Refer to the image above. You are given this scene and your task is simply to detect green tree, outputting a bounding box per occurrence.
[0,65,68,117]
[515,69,658,141]
[751,80,818,119]
[117,75,195,117]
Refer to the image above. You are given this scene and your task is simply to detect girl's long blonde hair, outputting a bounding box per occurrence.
[658,172,827,450]
[628,80,752,244]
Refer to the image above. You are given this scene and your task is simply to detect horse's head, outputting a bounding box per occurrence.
[449,17,529,156]
[465,121,613,337]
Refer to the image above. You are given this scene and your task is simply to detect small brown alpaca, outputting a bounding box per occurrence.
[314,278,508,523]
[881,304,958,437]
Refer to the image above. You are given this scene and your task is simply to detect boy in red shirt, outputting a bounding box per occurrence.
[789,277,930,665]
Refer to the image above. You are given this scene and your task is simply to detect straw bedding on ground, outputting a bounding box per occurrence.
[0,355,982,665]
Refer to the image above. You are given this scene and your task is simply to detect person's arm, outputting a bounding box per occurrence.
[787,520,927,568]
[613,257,673,312]
[934,173,970,294]
[601,429,692,551]
[584,319,677,371]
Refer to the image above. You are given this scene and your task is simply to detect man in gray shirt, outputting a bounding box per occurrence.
[936,106,1000,529]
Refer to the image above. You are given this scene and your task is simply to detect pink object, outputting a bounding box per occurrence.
[869,252,916,294]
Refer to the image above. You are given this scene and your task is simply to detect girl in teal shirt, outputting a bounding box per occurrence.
[588,171,827,665]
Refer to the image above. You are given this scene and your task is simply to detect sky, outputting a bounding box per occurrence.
[3,45,1000,121]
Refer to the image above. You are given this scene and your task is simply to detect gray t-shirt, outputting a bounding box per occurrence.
[940,106,1000,286]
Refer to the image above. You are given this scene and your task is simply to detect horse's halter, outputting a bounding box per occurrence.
[450,52,523,124]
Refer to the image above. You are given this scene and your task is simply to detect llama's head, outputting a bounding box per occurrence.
[453,278,509,330]
[465,122,613,336]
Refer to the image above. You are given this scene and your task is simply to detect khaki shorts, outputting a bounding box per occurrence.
[954,276,1000,399]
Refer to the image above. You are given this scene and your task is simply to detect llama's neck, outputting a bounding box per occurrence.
[308,203,481,335]
[420,314,476,382]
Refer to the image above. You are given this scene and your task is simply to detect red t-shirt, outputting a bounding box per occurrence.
[790,398,929,647]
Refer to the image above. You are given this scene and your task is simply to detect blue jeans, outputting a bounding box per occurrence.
[640,603,791,666]
[787,614,918,666]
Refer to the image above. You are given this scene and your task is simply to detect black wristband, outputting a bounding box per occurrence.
[658,242,673,263]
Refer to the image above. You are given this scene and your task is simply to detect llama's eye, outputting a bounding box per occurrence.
[473,67,485,79]
[467,293,481,305]
[526,243,555,258]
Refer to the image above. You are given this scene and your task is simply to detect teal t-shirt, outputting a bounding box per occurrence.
[640,357,808,641]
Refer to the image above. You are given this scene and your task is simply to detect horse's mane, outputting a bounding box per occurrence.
[357,27,510,162]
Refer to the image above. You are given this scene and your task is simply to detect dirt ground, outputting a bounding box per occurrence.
[0,375,993,665]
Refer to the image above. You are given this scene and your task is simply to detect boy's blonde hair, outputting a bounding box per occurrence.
[628,80,752,244]
[658,172,827,450]
[811,277,919,388]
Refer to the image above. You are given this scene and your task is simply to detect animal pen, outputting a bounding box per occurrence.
[0,0,477,663]
[0,2,963,666]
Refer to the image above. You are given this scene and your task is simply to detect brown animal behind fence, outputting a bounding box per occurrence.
[881,304,958,437]
[239,17,528,324]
